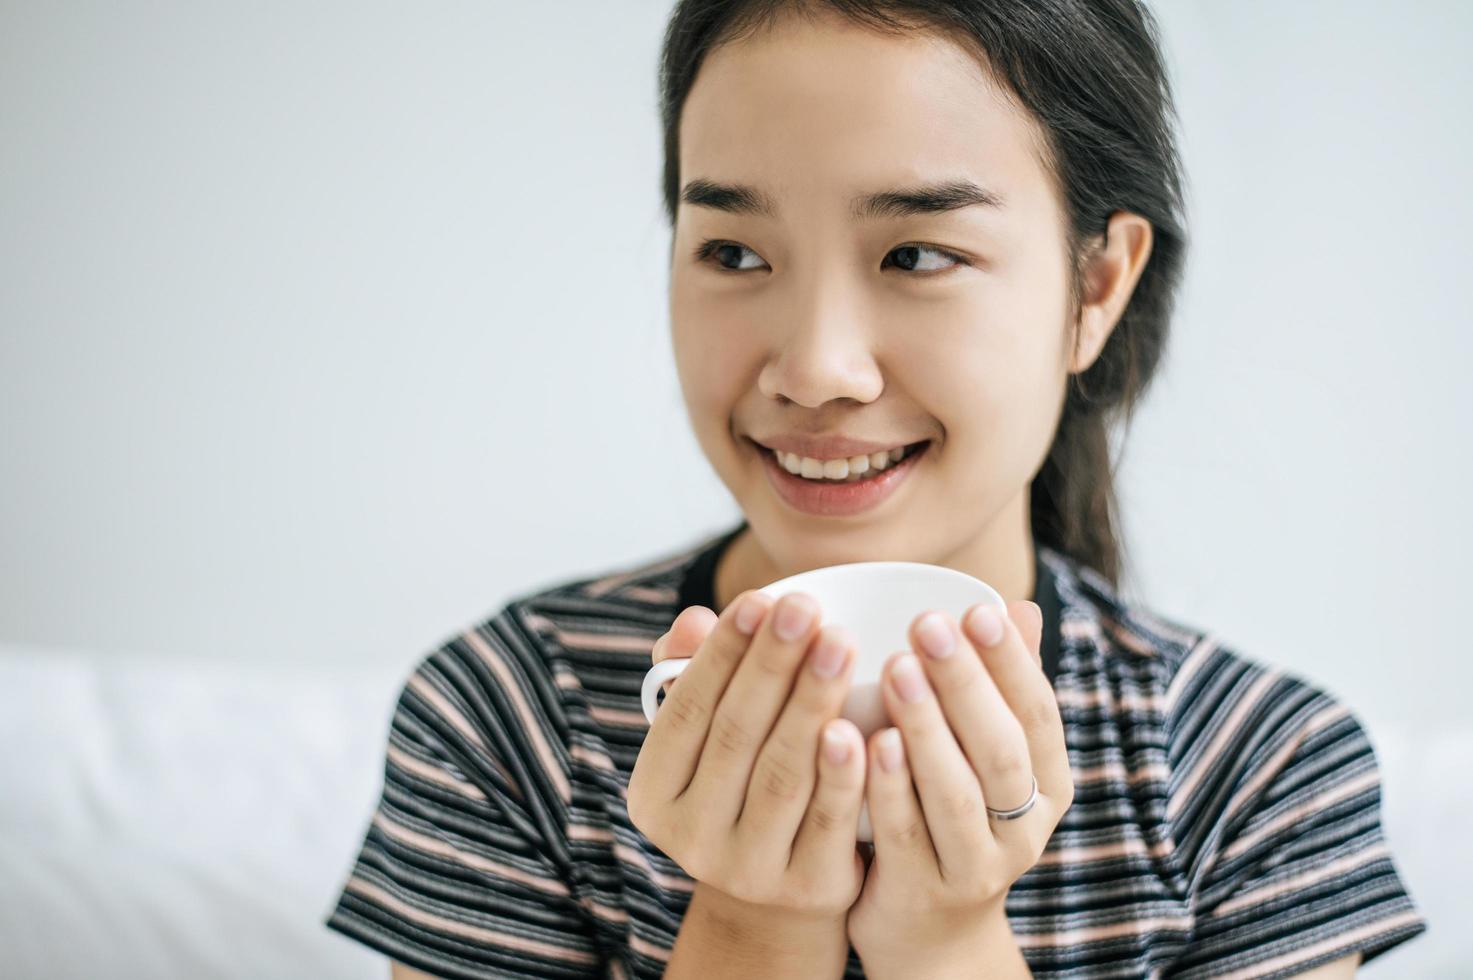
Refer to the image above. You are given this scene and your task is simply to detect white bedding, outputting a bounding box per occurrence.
[0,643,1464,978]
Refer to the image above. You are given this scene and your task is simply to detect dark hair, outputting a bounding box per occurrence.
[658,0,1188,589]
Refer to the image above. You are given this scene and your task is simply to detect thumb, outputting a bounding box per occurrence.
[653,604,719,665]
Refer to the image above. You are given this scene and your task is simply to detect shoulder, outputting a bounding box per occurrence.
[1042,545,1363,743]
[412,531,710,683]
[1041,547,1387,837]
[390,531,718,778]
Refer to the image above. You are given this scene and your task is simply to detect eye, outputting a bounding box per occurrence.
[694,239,769,272]
[692,239,971,275]
[882,244,969,274]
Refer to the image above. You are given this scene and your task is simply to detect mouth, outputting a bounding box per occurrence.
[748,437,932,518]
[749,438,932,483]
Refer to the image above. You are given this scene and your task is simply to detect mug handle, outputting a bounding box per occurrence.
[641,657,692,723]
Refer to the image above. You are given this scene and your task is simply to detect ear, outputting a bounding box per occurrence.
[1070,211,1154,375]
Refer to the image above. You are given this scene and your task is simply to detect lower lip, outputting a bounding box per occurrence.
[757,439,930,517]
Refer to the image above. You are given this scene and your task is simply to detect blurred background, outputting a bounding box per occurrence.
[2,1,1469,976]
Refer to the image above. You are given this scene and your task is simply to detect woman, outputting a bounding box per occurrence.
[325,1,1427,976]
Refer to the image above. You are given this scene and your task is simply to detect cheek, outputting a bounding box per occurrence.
[911,297,1065,478]
[669,281,750,429]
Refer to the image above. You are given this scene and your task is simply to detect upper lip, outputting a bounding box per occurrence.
[751,434,928,460]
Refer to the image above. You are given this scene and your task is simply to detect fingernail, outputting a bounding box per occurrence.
[809,631,848,678]
[891,653,928,703]
[734,594,765,635]
[877,728,903,772]
[916,612,955,659]
[966,605,1005,648]
[822,723,851,765]
[774,597,814,641]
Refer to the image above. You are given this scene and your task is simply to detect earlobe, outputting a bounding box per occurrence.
[1070,211,1154,374]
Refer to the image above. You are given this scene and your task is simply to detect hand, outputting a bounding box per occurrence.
[627,589,870,931]
[845,600,1073,978]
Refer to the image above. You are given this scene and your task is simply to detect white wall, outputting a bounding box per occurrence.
[3,1,1468,722]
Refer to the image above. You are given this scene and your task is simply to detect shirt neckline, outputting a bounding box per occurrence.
[676,521,1062,686]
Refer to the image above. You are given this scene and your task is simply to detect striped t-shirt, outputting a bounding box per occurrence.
[325,522,1427,978]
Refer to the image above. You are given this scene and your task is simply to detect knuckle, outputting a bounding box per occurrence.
[944,790,983,823]
[662,686,707,730]
[1017,696,1059,734]
[888,815,929,848]
[756,749,806,802]
[710,712,758,756]
[984,746,1031,781]
[806,797,846,834]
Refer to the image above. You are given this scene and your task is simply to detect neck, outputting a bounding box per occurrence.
[713,487,1037,613]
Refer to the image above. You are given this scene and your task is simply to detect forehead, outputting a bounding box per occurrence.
[678,11,1052,214]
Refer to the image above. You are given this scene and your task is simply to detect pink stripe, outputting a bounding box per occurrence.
[1163,635,1221,716]
[344,876,598,965]
[629,932,674,962]
[578,894,631,926]
[1072,757,1171,787]
[1055,684,1166,714]
[405,674,519,796]
[462,629,574,807]
[1220,769,1381,864]
[1107,621,1158,657]
[613,841,695,893]
[570,744,617,771]
[624,585,679,604]
[1209,911,1424,980]
[371,811,570,897]
[589,704,654,729]
[1036,834,1175,867]
[1014,913,1191,949]
[1218,703,1350,829]
[568,822,616,843]
[387,743,488,801]
[551,627,660,654]
[1167,667,1280,822]
[1212,842,1389,917]
[1060,618,1104,645]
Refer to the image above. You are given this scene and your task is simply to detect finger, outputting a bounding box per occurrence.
[865,725,938,876]
[638,591,771,803]
[910,609,1034,826]
[741,624,855,847]
[1009,599,1043,666]
[686,592,824,820]
[880,650,988,881]
[790,716,867,891]
[962,602,1071,808]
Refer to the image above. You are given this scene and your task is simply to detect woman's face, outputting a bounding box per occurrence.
[669,10,1093,577]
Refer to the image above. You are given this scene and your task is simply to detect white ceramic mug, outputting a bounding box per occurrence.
[641,560,1005,842]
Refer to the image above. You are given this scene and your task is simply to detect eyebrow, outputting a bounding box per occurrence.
[679,177,1006,220]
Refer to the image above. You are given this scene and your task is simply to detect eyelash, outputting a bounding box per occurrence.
[692,239,971,275]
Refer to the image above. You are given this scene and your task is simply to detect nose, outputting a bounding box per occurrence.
[757,274,884,408]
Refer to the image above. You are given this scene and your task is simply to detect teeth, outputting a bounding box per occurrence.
[777,444,917,483]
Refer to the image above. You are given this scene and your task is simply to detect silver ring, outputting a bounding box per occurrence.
[986,776,1038,821]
